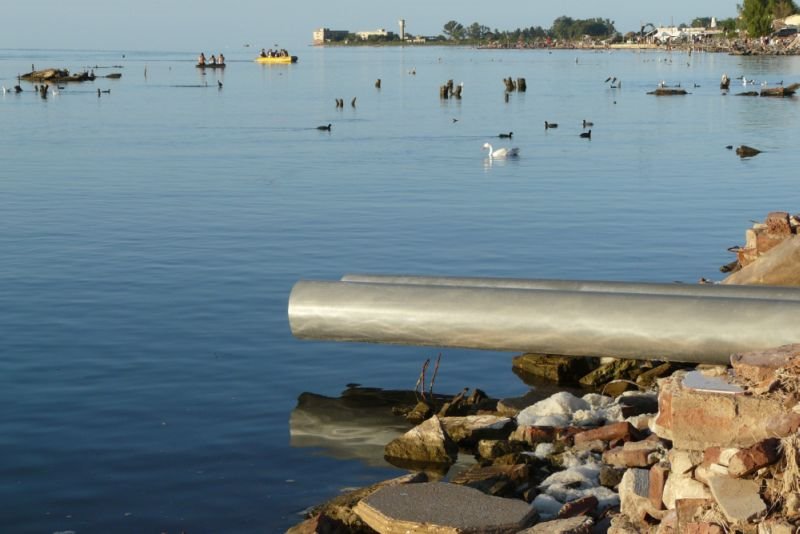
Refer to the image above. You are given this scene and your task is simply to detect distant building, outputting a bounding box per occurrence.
[355,28,394,40]
[398,19,406,41]
[313,28,349,45]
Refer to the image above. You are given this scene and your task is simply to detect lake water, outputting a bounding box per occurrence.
[2,45,800,532]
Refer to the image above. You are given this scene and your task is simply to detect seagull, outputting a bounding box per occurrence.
[317,123,332,131]
[582,120,593,128]
[452,118,459,123]
[544,121,558,129]
[483,142,519,159]
[580,130,592,139]
[1,85,6,94]
[498,132,513,138]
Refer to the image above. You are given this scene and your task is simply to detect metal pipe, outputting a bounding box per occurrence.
[288,280,800,364]
[340,273,800,301]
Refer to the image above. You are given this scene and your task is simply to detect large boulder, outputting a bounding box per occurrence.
[723,234,800,285]
[384,415,458,468]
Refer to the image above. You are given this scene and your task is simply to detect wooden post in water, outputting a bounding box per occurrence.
[375,79,381,89]
[517,78,527,92]
[440,85,449,99]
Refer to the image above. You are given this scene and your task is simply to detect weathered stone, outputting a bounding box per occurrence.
[512,353,598,384]
[731,344,800,385]
[649,462,670,510]
[618,392,660,417]
[694,463,729,486]
[684,522,724,534]
[304,473,427,532]
[579,358,640,387]
[599,466,625,488]
[557,495,598,519]
[607,513,643,533]
[707,476,766,523]
[450,463,531,497]
[286,513,349,534]
[766,211,792,235]
[653,373,800,450]
[518,515,593,534]
[674,498,713,533]
[656,509,677,534]
[384,415,458,467]
[512,426,556,445]
[636,363,683,388]
[574,422,635,446]
[476,439,525,460]
[758,519,797,534]
[723,235,800,285]
[603,441,660,468]
[619,468,653,522]
[662,476,712,510]
[727,438,780,477]
[440,415,514,446]
[572,438,606,454]
[354,482,538,533]
[669,449,702,476]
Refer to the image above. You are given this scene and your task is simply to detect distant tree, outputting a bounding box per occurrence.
[466,22,490,40]
[443,20,465,40]
[739,0,798,36]
[551,16,577,39]
[717,17,739,32]
[692,17,712,27]
[773,0,799,18]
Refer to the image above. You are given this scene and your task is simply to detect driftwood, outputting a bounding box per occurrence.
[648,87,688,95]
[736,91,760,96]
[20,68,95,83]
[760,83,800,97]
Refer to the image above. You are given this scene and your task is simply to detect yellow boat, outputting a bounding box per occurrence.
[255,55,298,64]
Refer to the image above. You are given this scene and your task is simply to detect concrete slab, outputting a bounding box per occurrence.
[707,476,766,523]
[355,482,537,533]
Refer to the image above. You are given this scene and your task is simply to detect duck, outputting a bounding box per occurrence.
[498,132,513,138]
[582,120,593,128]
[580,130,592,139]
[483,142,519,159]
[317,123,332,131]
[544,121,558,129]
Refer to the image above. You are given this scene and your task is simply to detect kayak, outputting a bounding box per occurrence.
[255,55,298,64]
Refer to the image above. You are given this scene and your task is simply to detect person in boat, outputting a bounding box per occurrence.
[209,54,217,65]
[260,48,267,58]
[218,53,225,65]
[198,52,206,65]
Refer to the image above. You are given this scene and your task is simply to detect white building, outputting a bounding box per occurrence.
[355,28,392,40]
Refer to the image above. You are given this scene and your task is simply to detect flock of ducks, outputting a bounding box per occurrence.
[483,119,594,159]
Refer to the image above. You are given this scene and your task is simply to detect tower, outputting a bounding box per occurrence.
[398,19,406,41]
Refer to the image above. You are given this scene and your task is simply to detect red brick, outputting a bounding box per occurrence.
[573,422,634,445]
[728,438,780,477]
[514,426,556,445]
[731,344,800,384]
[603,445,656,468]
[649,463,669,510]
[684,522,724,534]
[653,374,800,450]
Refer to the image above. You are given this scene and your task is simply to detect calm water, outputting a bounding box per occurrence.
[2,45,800,532]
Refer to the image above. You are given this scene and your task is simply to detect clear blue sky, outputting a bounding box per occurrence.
[1,0,738,52]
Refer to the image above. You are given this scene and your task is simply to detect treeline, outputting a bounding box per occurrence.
[442,17,618,43]
[739,0,798,36]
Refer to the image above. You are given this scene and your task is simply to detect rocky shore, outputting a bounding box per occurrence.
[288,213,800,534]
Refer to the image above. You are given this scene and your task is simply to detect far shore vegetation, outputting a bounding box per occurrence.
[322,0,798,47]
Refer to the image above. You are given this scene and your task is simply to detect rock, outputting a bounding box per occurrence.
[603,441,661,468]
[636,363,684,388]
[477,439,526,460]
[440,415,514,446]
[354,482,538,533]
[618,468,653,522]
[674,498,714,533]
[766,211,792,235]
[707,475,766,523]
[735,145,761,158]
[662,475,711,510]
[653,373,800,450]
[285,513,349,534]
[557,495,598,518]
[599,466,625,488]
[731,344,800,385]
[450,463,531,498]
[512,426,557,445]
[579,359,640,388]
[758,519,797,533]
[607,513,643,533]
[727,438,780,477]
[512,353,598,384]
[723,235,800,285]
[302,473,428,532]
[683,522,724,534]
[384,415,458,467]
[617,392,659,418]
[519,515,594,533]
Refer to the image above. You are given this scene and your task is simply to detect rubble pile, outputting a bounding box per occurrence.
[722,211,800,285]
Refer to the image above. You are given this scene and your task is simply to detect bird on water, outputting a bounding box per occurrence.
[498,132,513,138]
[483,142,519,159]
[317,123,332,131]
[544,121,558,129]
[582,120,593,128]
[580,130,592,139]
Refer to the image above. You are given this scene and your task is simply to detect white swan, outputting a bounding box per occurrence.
[483,142,519,159]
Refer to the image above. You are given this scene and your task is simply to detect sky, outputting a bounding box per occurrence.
[0,0,739,52]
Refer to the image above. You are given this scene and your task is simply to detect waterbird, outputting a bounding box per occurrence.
[317,123,332,131]
[483,142,519,159]
[452,118,459,123]
[498,132,513,138]
[351,97,356,108]
[604,76,612,82]
[580,130,592,139]
[582,120,593,128]
[1,86,6,94]
[544,121,558,129]
[14,85,22,93]
[217,80,223,89]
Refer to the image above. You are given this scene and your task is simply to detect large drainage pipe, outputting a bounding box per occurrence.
[288,280,800,365]
[340,273,800,301]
